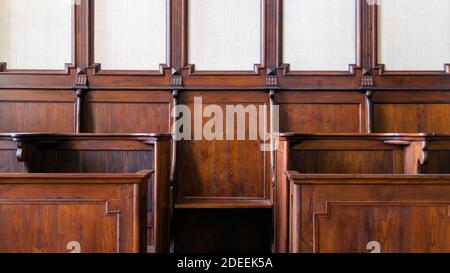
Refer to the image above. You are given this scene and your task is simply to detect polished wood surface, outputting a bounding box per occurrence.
[0,0,449,253]
[288,172,450,253]
[0,171,150,253]
[273,133,450,252]
[1,133,172,253]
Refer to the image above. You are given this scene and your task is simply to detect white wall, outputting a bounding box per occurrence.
[283,0,357,71]
[94,0,167,70]
[188,0,261,71]
[378,0,450,71]
[0,0,72,70]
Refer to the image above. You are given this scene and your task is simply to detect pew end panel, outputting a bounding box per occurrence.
[287,172,450,253]
[0,171,152,253]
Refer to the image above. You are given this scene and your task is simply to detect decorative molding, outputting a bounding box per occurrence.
[269,89,277,186]
[364,90,373,133]
[170,89,179,183]
[170,67,183,86]
[15,142,25,162]
[361,67,374,86]
[266,76,278,86]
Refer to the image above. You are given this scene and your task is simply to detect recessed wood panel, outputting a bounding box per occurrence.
[315,203,450,253]
[0,90,76,133]
[177,92,269,200]
[279,104,361,133]
[283,0,357,71]
[94,0,167,70]
[292,150,395,174]
[86,91,171,133]
[0,0,72,69]
[188,0,261,71]
[373,104,450,133]
[0,202,118,253]
[378,0,450,71]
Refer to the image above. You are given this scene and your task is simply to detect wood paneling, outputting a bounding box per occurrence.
[374,104,450,133]
[177,91,270,204]
[372,91,450,133]
[85,91,171,133]
[0,172,150,253]
[277,91,365,133]
[0,90,76,133]
[0,0,449,254]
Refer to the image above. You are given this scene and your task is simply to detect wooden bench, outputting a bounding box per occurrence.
[287,172,450,253]
[0,171,151,253]
[4,133,172,253]
[273,133,450,252]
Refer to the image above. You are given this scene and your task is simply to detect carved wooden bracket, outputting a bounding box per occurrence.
[404,140,428,174]
[266,66,278,86]
[16,142,25,162]
[361,67,374,86]
[75,67,89,89]
[170,67,183,87]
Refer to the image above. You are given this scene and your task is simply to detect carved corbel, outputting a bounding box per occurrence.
[170,67,183,87]
[16,142,25,162]
[361,67,375,87]
[404,140,428,174]
[266,66,278,87]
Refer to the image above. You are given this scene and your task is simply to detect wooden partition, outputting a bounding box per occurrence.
[3,133,171,253]
[0,171,150,253]
[288,172,450,253]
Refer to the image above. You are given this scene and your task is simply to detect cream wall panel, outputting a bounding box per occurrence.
[0,0,72,70]
[94,0,166,70]
[188,0,261,71]
[283,0,356,71]
[378,0,450,71]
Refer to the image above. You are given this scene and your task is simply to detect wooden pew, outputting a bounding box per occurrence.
[287,172,450,253]
[0,171,151,253]
[10,133,172,253]
[273,133,433,252]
